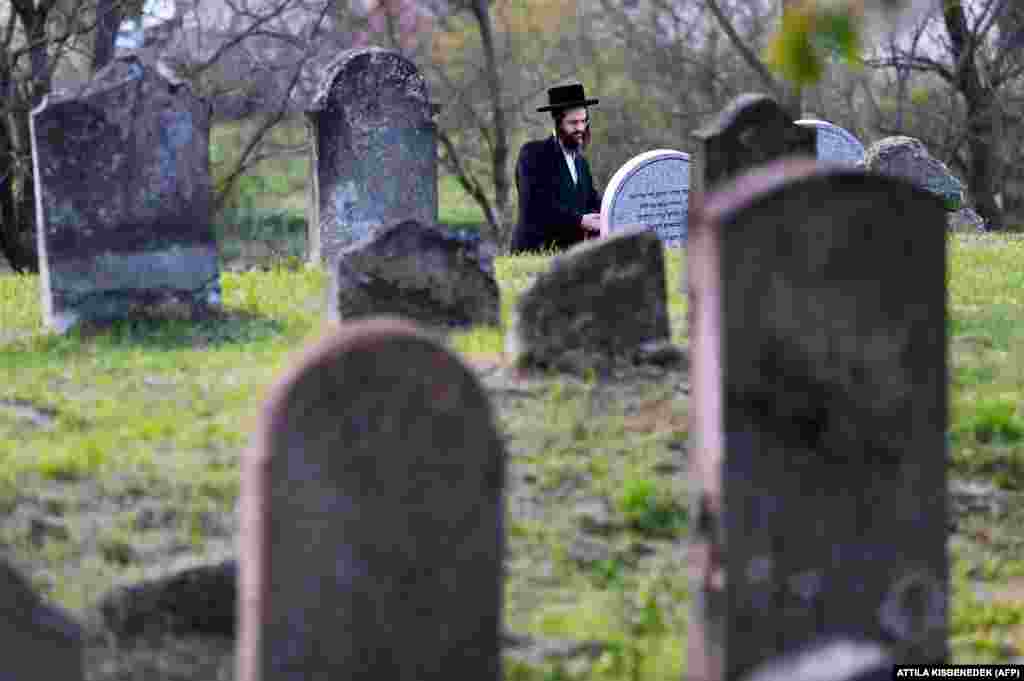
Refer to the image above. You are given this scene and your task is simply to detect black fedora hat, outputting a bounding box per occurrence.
[537,82,599,112]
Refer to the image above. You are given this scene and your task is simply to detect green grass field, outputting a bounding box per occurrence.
[0,41,1018,675]
[5,178,1024,675]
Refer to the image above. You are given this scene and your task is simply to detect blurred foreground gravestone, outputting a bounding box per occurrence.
[306,47,438,266]
[686,160,948,681]
[0,558,84,680]
[238,317,504,681]
[30,56,219,333]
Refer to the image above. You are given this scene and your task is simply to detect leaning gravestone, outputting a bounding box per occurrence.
[795,119,865,167]
[864,136,963,209]
[30,56,219,333]
[599,150,690,246]
[330,219,500,332]
[864,136,986,232]
[0,558,84,680]
[306,47,438,266]
[508,228,677,374]
[692,93,816,196]
[686,159,948,681]
[238,317,504,681]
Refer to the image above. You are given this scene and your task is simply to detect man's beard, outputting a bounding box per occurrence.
[558,127,586,150]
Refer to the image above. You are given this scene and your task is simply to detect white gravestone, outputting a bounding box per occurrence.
[795,119,865,166]
[600,149,690,247]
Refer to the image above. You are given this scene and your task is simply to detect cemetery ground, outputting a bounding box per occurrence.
[5,203,1024,677]
[0,235,1021,678]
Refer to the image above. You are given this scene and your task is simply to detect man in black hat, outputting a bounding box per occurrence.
[511,83,602,254]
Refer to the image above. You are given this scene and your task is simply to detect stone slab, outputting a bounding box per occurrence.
[687,159,948,680]
[864,136,965,210]
[307,47,437,265]
[692,94,816,196]
[599,149,690,247]
[30,56,219,333]
[795,119,865,166]
[508,228,672,373]
[0,558,84,680]
[238,317,504,681]
[328,220,500,332]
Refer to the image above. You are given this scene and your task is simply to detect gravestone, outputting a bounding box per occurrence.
[306,47,438,266]
[692,94,816,196]
[0,558,84,680]
[864,136,964,209]
[508,228,678,374]
[329,219,500,332]
[238,317,504,681]
[795,119,865,167]
[599,150,690,246]
[686,160,948,681]
[30,55,219,333]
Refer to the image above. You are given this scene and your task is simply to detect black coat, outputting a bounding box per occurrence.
[511,136,601,254]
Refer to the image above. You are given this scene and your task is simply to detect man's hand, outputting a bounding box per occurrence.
[581,213,602,238]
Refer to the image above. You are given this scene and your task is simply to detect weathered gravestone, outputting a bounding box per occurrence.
[329,219,500,332]
[238,317,504,681]
[795,119,865,167]
[30,56,219,333]
[686,160,948,681]
[508,228,679,374]
[691,94,816,197]
[599,150,690,246]
[864,136,963,209]
[306,47,438,266]
[864,136,986,232]
[0,558,84,680]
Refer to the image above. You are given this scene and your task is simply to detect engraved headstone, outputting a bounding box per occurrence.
[687,160,948,681]
[795,119,865,166]
[0,558,84,680]
[306,47,438,266]
[692,94,816,196]
[30,56,219,333]
[238,317,504,681]
[599,150,690,247]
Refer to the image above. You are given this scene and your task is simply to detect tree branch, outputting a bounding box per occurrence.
[704,0,780,96]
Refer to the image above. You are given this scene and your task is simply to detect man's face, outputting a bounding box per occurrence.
[557,107,589,150]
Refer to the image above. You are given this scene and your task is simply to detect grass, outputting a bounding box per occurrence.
[6,206,1024,675]
[208,116,490,269]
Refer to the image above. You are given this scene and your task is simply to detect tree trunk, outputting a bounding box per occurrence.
[472,0,512,247]
[965,97,1002,229]
[944,1,1004,229]
[0,117,39,273]
[93,0,123,73]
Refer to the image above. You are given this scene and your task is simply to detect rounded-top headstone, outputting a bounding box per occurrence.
[308,47,438,265]
[599,149,690,247]
[795,119,865,167]
[239,317,504,680]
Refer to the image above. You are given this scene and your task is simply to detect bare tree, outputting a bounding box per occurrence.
[0,0,360,272]
[865,0,1024,229]
[705,0,803,115]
